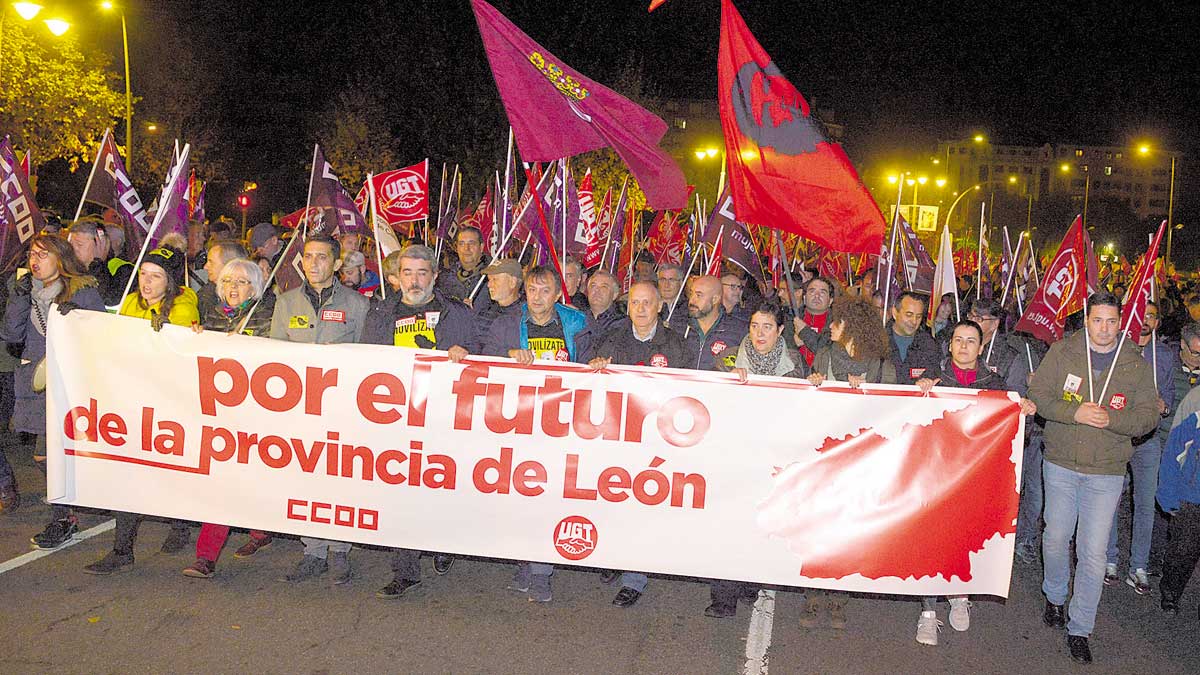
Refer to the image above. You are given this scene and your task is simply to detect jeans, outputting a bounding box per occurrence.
[619,571,647,592]
[0,445,12,492]
[1041,461,1125,637]
[301,537,351,558]
[1106,437,1162,572]
[1160,502,1200,601]
[1015,431,1045,544]
[113,512,190,556]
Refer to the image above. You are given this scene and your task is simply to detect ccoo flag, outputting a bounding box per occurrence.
[76,128,152,257]
[471,0,687,210]
[0,137,45,274]
[718,0,884,254]
[704,187,763,284]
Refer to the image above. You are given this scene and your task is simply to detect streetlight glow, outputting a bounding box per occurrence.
[973,134,985,143]
[905,178,915,187]
[101,1,115,9]
[1008,175,1018,184]
[917,176,928,185]
[1060,163,1071,172]
[887,174,899,184]
[43,18,70,35]
[1137,144,1151,155]
[146,123,158,132]
[694,150,707,160]
[706,147,718,158]
[739,149,758,161]
[935,178,947,188]
[12,2,43,20]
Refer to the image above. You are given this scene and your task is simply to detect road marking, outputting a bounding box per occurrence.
[0,519,114,576]
[742,589,775,675]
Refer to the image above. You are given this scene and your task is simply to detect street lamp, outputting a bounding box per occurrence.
[1060,162,1091,228]
[943,184,981,230]
[1134,142,1178,270]
[0,3,70,80]
[100,2,133,176]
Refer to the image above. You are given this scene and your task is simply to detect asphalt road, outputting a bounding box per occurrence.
[1,435,1198,675]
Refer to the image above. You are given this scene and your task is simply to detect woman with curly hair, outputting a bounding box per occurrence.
[808,295,897,388]
[4,234,105,545]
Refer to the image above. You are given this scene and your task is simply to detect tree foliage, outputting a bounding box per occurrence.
[0,22,126,171]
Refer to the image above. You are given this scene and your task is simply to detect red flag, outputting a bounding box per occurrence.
[354,183,369,218]
[584,187,612,268]
[369,159,430,225]
[615,202,638,292]
[470,0,687,210]
[717,0,884,254]
[1119,220,1168,342]
[645,211,686,266]
[18,150,31,179]
[648,0,669,11]
[706,238,724,277]
[817,249,846,283]
[1014,216,1093,343]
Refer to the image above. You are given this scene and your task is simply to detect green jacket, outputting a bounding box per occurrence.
[1029,330,1159,475]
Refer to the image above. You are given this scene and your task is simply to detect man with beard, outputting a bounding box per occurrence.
[364,244,475,598]
[682,275,748,372]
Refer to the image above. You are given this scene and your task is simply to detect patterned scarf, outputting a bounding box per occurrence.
[742,334,784,376]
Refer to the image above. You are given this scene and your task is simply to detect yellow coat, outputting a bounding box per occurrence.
[118,287,200,326]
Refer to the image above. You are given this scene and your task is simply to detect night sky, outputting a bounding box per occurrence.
[48,0,1199,259]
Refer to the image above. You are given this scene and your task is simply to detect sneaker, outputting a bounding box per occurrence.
[799,596,822,628]
[829,601,847,630]
[0,485,19,513]
[1125,568,1151,595]
[376,577,421,598]
[433,554,454,576]
[329,551,351,585]
[233,536,272,558]
[1103,562,1119,586]
[160,527,191,554]
[916,610,942,646]
[1014,540,1038,565]
[31,518,78,550]
[704,602,736,618]
[507,566,530,593]
[84,550,134,575]
[279,555,327,583]
[182,558,216,579]
[528,574,552,603]
[948,597,971,632]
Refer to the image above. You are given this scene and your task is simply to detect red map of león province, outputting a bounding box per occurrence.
[756,392,1020,582]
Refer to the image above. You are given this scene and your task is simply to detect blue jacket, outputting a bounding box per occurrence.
[481,302,588,362]
[1158,399,1200,512]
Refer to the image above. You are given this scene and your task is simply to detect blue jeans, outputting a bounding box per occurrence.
[1106,437,1162,572]
[1016,431,1044,544]
[1042,461,1125,636]
[619,571,647,592]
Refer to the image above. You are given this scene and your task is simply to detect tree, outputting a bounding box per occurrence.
[316,85,398,189]
[0,23,125,171]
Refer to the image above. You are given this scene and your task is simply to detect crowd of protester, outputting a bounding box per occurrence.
[2,217,1200,666]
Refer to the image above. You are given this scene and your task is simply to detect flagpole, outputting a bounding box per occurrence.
[665,244,702,326]
[467,166,555,303]
[517,233,533,263]
[1149,231,1159,392]
[501,128,514,243]
[881,184,902,325]
[599,176,628,269]
[366,172,387,301]
[987,231,1026,366]
[73,129,112,222]
[1026,232,1041,287]
[119,144,191,303]
[976,203,986,301]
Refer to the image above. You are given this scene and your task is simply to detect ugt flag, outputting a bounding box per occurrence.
[0,137,45,274]
[370,159,430,226]
[471,0,688,210]
[718,0,884,254]
[1119,220,1167,343]
[1014,216,1093,344]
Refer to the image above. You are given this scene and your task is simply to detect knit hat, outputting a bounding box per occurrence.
[142,246,185,284]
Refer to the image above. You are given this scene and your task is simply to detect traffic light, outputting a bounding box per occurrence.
[238,194,250,209]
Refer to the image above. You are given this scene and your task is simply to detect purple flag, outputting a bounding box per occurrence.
[78,129,151,257]
[703,186,763,283]
[549,161,581,258]
[896,213,935,293]
[0,137,45,274]
[436,166,461,241]
[149,146,191,247]
[471,0,687,210]
[309,145,368,236]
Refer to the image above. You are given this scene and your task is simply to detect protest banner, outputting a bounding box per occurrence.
[48,310,1024,597]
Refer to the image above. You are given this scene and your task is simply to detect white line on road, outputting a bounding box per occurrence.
[0,519,114,576]
[742,589,776,675]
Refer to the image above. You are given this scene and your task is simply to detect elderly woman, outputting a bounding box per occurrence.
[180,258,274,578]
[5,235,105,547]
[84,245,200,575]
[705,301,808,619]
[199,257,274,337]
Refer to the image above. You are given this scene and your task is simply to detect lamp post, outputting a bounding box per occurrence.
[943,185,981,231]
[100,2,132,176]
[1137,143,1178,270]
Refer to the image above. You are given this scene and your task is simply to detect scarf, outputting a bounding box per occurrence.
[31,278,64,337]
[220,297,255,318]
[742,334,785,376]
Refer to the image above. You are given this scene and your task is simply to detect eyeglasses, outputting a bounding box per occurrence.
[968,313,998,322]
[29,249,52,261]
[220,277,252,287]
[722,283,744,290]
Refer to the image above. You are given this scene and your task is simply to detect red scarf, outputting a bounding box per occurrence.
[799,311,828,367]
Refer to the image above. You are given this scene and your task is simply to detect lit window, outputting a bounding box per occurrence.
[1075,149,1083,157]
[1104,166,1112,176]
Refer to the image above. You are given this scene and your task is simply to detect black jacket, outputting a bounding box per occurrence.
[593,321,688,369]
[887,322,943,385]
[362,290,478,351]
[681,309,749,372]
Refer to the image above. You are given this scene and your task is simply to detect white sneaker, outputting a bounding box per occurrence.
[916,610,942,646]
[1103,562,1119,586]
[948,596,972,631]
